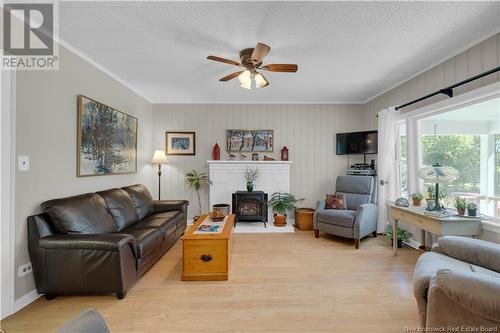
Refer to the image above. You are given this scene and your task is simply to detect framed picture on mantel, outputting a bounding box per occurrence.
[226,129,273,153]
[165,131,196,155]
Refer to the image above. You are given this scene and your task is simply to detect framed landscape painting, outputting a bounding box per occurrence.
[226,129,273,152]
[165,131,196,155]
[77,95,138,176]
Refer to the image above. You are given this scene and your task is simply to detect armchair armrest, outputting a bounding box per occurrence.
[354,203,378,238]
[428,269,500,324]
[39,233,136,256]
[153,200,189,213]
[437,236,500,273]
[313,200,326,229]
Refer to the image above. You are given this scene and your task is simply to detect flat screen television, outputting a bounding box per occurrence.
[336,130,378,155]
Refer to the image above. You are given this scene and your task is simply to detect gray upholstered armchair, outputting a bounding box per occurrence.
[414,236,500,330]
[314,175,378,249]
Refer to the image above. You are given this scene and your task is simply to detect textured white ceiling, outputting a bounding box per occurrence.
[59,1,500,103]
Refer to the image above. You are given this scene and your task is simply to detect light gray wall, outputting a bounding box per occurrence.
[152,104,370,218]
[14,45,154,299]
[364,33,500,126]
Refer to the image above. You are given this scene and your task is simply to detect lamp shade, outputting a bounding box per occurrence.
[418,164,459,184]
[151,150,167,164]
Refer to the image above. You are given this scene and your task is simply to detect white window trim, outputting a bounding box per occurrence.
[401,81,500,229]
[1,69,16,319]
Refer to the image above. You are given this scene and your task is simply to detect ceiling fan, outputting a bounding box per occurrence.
[207,42,298,90]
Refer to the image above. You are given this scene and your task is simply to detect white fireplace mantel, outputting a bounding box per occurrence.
[207,160,292,224]
[207,160,293,165]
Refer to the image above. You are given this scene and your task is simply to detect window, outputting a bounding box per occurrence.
[418,96,500,219]
[398,123,408,197]
[421,134,480,194]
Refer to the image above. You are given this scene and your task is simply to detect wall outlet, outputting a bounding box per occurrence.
[18,155,30,171]
[18,262,32,277]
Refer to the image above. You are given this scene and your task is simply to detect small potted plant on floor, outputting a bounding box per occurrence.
[267,192,303,227]
[453,196,467,216]
[466,202,478,217]
[245,167,259,192]
[185,169,212,221]
[385,225,411,248]
[411,193,423,206]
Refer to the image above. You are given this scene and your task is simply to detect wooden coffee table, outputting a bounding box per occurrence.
[181,214,234,281]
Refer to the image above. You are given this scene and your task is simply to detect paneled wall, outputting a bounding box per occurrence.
[363,32,500,244]
[364,33,500,126]
[152,104,370,218]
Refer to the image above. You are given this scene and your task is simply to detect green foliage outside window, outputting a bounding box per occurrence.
[421,135,480,194]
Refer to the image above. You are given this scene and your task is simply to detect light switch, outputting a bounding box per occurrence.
[18,155,30,171]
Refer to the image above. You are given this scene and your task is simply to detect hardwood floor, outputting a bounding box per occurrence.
[1,232,420,333]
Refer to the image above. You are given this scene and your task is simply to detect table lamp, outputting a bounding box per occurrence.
[151,150,167,200]
[418,163,459,211]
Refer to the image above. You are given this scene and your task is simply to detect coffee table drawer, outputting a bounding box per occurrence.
[183,239,228,274]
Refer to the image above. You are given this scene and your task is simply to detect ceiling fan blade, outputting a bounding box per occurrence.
[219,71,244,82]
[261,64,298,73]
[207,55,241,66]
[251,43,271,64]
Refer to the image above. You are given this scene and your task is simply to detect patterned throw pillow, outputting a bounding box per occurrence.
[325,194,347,210]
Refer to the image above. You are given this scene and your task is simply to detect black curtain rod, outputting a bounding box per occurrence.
[395,65,500,111]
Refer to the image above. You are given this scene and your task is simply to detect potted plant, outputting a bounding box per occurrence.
[453,196,467,216]
[385,225,411,248]
[185,169,212,221]
[467,202,478,217]
[267,192,303,227]
[245,168,259,192]
[411,193,423,206]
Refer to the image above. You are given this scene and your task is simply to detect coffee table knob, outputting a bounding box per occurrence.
[200,255,212,262]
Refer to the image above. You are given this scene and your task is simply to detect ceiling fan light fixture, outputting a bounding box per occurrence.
[239,70,252,90]
[254,73,268,88]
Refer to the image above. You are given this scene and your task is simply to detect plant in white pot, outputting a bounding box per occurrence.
[267,192,303,227]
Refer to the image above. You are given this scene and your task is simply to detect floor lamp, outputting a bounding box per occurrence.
[151,150,167,200]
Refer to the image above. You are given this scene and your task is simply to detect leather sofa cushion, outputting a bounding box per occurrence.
[154,210,185,228]
[123,228,162,258]
[42,193,116,234]
[122,185,155,220]
[131,214,178,235]
[316,209,357,228]
[97,188,138,231]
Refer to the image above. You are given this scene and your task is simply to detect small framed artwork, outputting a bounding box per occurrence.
[226,129,273,153]
[252,153,259,161]
[165,131,196,155]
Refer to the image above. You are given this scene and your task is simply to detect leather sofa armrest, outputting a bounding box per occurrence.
[429,269,500,323]
[39,233,136,256]
[153,200,189,213]
[437,236,500,273]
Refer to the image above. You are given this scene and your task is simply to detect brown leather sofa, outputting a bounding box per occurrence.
[28,184,188,300]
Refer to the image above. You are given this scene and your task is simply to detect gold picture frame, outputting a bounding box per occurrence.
[165,131,196,155]
[77,95,138,177]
